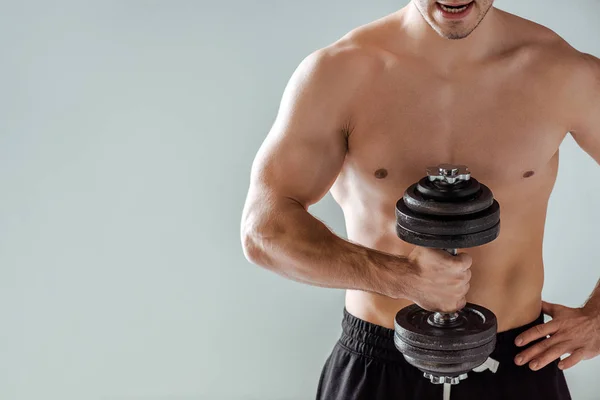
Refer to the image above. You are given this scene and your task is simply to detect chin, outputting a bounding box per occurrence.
[440,28,477,40]
[415,0,494,40]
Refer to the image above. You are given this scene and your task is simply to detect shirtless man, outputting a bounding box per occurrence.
[240,1,600,398]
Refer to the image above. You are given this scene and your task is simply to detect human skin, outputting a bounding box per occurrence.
[241,0,600,372]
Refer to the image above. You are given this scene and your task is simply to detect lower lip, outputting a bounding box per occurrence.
[436,1,474,20]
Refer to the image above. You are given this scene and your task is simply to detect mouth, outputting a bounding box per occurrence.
[435,1,475,19]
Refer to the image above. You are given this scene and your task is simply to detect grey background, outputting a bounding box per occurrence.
[1,1,599,399]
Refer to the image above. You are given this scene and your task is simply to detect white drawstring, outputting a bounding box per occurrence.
[443,383,452,400]
[473,357,500,374]
[441,357,499,400]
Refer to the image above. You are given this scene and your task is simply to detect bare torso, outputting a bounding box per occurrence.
[332,8,575,331]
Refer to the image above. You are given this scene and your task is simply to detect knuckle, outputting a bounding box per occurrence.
[522,348,537,361]
[459,253,473,265]
[464,269,472,280]
[436,304,447,313]
[452,256,467,267]
[452,275,467,286]
[440,303,456,313]
[538,340,550,351]
[462,283,471,296]
[451,277,465,287]
[534,324,546,337]
[540,351,560,364]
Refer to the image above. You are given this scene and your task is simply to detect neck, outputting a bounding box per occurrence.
[399,2,501,67]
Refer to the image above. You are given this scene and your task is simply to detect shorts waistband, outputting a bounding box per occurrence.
[338,308,544,364]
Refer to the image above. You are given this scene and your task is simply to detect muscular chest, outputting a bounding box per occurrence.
[342,66,567,197]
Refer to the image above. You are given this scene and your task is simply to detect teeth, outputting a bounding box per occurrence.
[439,3,469,13]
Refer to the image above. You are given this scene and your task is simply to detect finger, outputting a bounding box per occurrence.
[448,272,470,287]
[463,282,471,295]
[541,301,556,316]
[456,298,467,311]
[462,268,472,282]
[542,301,566,317]
[444,252,471,271]
[515,320,559,347]
[558,349,586,370]
[456,253,473,270]
[528,342,572,371]
[515,335,564,366]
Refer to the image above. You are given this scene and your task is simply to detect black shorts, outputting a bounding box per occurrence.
[317,309,571,400]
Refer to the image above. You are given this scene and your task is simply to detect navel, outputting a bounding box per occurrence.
[522,170,535,178]
[375,168,389,179]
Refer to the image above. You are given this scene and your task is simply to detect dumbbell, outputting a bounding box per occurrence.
[394,164,500,385]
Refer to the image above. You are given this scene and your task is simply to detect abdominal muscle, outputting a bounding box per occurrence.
[343,213,546,332]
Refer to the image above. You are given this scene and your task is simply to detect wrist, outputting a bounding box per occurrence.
[582,301,600,321]
[365,249,415,299]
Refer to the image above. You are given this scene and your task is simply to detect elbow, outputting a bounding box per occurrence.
[241,229,264,266]
[240,220,273,267]
[241,200,292,269]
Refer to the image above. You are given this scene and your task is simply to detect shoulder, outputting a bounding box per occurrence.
[296,43,381,86]
[498,11,600,129]
[567,52,600,132]
[286,22,399,107]
[524,28,600,109]
[567,52,600,101]
[495,12,573,63]
[295,25,396,89]
[297,11,405,82]
[496,11,599,92]
[499,10,594,70]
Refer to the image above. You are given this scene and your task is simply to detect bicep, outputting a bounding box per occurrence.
[248,51,355,209]
[571,53,600,164]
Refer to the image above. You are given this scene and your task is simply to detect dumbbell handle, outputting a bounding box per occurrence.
[432,248,461,325]
[444,248,459,256]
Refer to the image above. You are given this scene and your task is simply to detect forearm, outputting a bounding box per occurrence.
[241,199,412,297]
[584,279,600,314]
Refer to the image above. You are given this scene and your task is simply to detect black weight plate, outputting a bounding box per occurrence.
[404,183,494,216]
[400,353,493,377]
[396,200,500,236]
[396,220,500,248]
[416,177,481,202]
[394,304,497,351]
[394,336,496,365]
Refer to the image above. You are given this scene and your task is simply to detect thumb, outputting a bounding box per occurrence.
[542,300,561,316]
